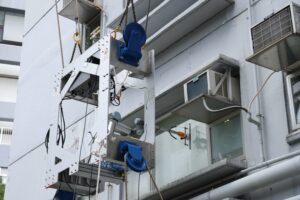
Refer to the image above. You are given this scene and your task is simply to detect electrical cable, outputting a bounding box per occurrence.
[247,71,276,112]
[72,80,97,200]
[202,96,249,113]
[146,164,164,200]
[168,127,177,140]
[45,128,50,153]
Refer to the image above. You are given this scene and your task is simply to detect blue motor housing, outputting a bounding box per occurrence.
[118,140,147,172]
[54,190,75,200]
[117,22,147,67]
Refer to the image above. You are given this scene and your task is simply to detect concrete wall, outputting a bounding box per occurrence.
[0,0,25,11]
[5,0,300,199]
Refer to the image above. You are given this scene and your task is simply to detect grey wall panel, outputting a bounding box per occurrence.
[0,44,21,64]
[0,145,10,167]
[0,0,25,10]
[4,146,56,200]
[0,101,15,121]
[9,7,94,163]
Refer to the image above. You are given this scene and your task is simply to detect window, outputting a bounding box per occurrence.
[0,127,12,145]
[210,114,243,163]
[0,8,25,45]
[0,167,8,184]
[152,112,243,188]
[286,71,300,131]
[155,117,209,187]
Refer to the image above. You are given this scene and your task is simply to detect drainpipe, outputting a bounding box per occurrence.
[192,156,300,200]
[247,0,266,162]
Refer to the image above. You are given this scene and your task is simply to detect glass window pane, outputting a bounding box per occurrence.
[3,12,24,42]
[0,11,4,25]
[291,75,300,124]
[210,114,243,163]
[155,116,209,187]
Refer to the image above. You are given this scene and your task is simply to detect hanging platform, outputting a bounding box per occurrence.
[58,0,102,23]
[47,160,124,195]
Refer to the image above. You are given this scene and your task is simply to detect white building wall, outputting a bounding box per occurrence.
[0,77,18,103]
[5,0,300,199]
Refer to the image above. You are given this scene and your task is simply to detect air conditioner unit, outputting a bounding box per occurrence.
[247,2,300,71]
[183,69,240,103]
[59,0,102,24]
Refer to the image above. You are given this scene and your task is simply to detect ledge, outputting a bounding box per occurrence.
[139,158,246,200]
[287,130,300,145]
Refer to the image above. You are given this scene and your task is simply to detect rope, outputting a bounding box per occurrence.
[145,0,151,34]
[130,0,137,23]
[69,32,83,63]
[114,0,137,35]
[54,0,65,68]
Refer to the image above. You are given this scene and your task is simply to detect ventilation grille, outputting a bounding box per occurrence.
[251,6,293,53]
[0,127,12,145]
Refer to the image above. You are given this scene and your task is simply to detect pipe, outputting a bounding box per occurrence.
[192,156,300,200]
[285,195,300,200]
[247,0,266,162]
[241,149,300,174]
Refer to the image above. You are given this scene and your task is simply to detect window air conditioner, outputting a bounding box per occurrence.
[247,3,300,71]
[183,69,240,103]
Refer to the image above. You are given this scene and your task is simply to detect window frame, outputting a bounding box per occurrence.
[208,111,244,164]
[285,70,300,132]
[0,7,25,46]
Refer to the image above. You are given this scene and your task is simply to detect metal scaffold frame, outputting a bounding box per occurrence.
[45,33,156,198]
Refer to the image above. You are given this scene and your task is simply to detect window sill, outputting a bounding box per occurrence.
[286,130,300,145]
[140,158,246,200]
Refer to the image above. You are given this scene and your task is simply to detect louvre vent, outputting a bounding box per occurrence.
[0,127,13,145]
[251,6,293,53]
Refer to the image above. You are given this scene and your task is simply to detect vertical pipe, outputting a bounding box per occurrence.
[248,0,266,162]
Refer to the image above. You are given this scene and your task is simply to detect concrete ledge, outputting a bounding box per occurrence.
[287,130,300,145]
[140,158,246,200]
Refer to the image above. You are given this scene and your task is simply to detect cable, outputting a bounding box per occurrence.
[137,172,141,200]
[168,127,177,140]
[146,164,164,200]
[130,0,137,23]
[54,0,65,68]
[45,128,50,153]
[247,71,276,111]
[145,0,151,34]
[202,96,249,113]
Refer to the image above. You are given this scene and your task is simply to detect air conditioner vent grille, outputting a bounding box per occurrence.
[251,6,293,53]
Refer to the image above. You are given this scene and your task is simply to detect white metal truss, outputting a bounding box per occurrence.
[45,34,156,196]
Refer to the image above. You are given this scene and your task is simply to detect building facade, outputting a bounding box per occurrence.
[0,0,25,185]
[5,0,300,199]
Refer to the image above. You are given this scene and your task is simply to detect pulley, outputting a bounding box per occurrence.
[117,22,147,66]
[118,140,147,172]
